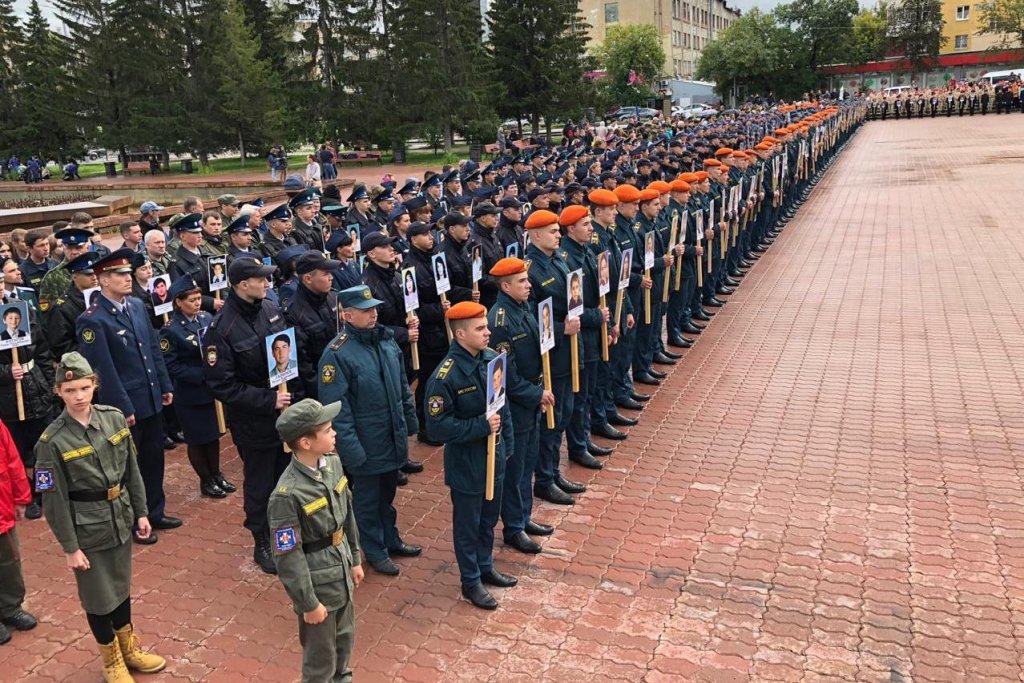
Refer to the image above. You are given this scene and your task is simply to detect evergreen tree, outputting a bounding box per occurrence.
[0,0,23,152]
[237,0,288,70]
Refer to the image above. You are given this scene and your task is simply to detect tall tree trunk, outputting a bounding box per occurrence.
[238,130,246,168]
[444,121,453,153]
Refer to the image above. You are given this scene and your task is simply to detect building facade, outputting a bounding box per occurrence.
[940,0,1008,55]
[579,0,740,79]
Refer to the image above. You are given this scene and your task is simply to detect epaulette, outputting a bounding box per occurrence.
[494,307,506,327]
[436,357,454,380]
[329,333,348,350]
[55,297,66,306]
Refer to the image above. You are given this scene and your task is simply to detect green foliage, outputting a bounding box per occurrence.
[697,10,800,99]
[849,6,888,65]
[0,0,23,152]
[775,0,859,72]
[978,0,1024,49]
[886,0,945,69]
[593,24,666,106]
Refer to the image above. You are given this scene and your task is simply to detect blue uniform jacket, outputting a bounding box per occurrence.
[525,243,578,378]
[487,292,544,427]
[159,310,215,407]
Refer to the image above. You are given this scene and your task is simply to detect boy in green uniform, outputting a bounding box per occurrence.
[269,399,363,683]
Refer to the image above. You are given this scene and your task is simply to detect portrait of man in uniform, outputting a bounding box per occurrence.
[266,327,299,388]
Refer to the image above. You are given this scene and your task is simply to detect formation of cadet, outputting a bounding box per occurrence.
[865,80,1024,119]
[0,96,866,676]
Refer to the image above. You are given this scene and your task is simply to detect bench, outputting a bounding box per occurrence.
[335,151,383,166]
[124,162,156,175]
[484,143,501,158]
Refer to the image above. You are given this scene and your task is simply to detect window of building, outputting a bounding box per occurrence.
[673,0,680,19]
[954,34,968,49]
[605,2,618,24]
[956,5,969,20]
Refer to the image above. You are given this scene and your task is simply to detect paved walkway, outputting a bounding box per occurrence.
[6,116,1024,681]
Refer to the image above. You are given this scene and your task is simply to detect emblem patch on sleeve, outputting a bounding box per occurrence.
[427,395,444,417]
[159,338,170,352]
[206,346,218,366]
[321,364,336,384]
[274,527,297,554]
[81,329,95,344]
[35,468,54,491]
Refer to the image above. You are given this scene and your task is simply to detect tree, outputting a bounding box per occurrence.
[886,0,945,69]
[593,24,665,106]
[978,0,1024,49]
[775,0,859,73]
[237,0,289,70]
[0,0,23,152]
[848,6,888,65]
[697,9,792,101]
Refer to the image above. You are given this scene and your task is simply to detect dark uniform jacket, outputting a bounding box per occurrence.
[561,236,604,363]
[403,246,448,356]
[284,283,340,401]
[19,257,57,292]
[318,324,418,476]
[331,260,361,292]
[259,232,298,262]
[487,292,544,427]
[470,222,502,308]
[440,234,474,304]
[0,308,54,422]
[360,261,410,348]
[47,286,87,360]
[159,310,215,407]
[169,246,217,312]
[76,293,173,421]
[292,218,325,253]
[200,233,230,258]
[525,243,580,379]
[424,343,514,495]
[590,218,631,324]
[344,208,370,238]
[202,291,301,446]
[495,215,523,256]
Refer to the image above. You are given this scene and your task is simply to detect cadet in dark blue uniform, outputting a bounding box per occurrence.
[326,231,360,291]
[610,185,647,411]
[159,276,235,499]
[284,251,342,401]
[225,214,256,266]
[46,251,100,360]
[203,256,301,574]
[76,249,180,543]
[425,302,516,610]
[523,210,586,505]
[168,213,222,314]
[487,258,555,555]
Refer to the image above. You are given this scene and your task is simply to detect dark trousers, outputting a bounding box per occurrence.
[537,373,573,488]
[162,403,180,439]
[130,413,166,520]
[566,360,597,457]
[415,348,448,432]
[451,484,503,587]
[235,437,289,536]
[5,418,45,469]
[502,412,538,540]
[610,296,638,401]
[0,529,25,619]
[350,471,400,563]
[592,356,614,428]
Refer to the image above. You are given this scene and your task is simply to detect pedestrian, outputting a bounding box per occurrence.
[0,418,38,645]
[305,154,322,189]
[35,352,166,682]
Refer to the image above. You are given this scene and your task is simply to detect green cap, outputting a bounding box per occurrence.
[276,399,341,444]
[217,194,239,206]
[339,285,383,310]
[56,352,95,384]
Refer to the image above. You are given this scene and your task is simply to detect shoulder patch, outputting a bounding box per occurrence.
[38,431,50,443]
[436,358,454,380]
[39,299,50,311]
[428,395,445,417]
[81,328,95,344]
[495,341,511,355]
[329,333,348,350]
[335,476,348,494]
[159,338,171,352]
[108,428,131,445]
[206,346,217,366]
[276,485,288,494]
[273,527,297,554]
[321,364,336,384]
[494,307,506,327]
[35,468,54,491]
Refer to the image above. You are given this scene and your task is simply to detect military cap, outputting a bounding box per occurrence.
[374,187,395,203]
[422,174,442,189]
[295,251,342,275]
[581,177,600,189]
[175,213,203,233]
[407,221,433,237]
[168,275,201,300]
[526,187,546,202]
[472,187,498,202]
[500,175,518,189]
[473,202,501,217]
[462,170,481,184]
[347,185,369,203]
[166,213,186,229]
[638,188,660,202]
[446,301,487,321]
[56,351,95,384]
[92,248,137,275]
[362,232,400,252]
[489,257,528,278]
[518,173,535,185]
[54,226,95,246]
[67,251,101,275]
[599,170,616,182]
[404,196,429,213]
[523,210,558,230]
[321,205,348,218]
[637,158,652,168]
[276,399,342,444]
[444,213,471,229]
[242,197,265,208]
[669,180,691,193]
[130,252,150,270]
[264,204,292,222]
[430,206,446,224]
[535,173,551,185]
[397,179,418,196]
[227,214,253,233]
[386,206,409,224]
[498,197,521,210]
[614,185,642,203]
[558,205,589,227]
[647,180,671,194]
[326,230,353,252]
[217,194,239,206]
[289,188,318,208]
[276,244,307,267]
[442,170,460,184]
[322,185,341,202]
[229,255,277,285]
[588,189,619,206]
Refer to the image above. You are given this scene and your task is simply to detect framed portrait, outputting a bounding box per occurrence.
[597,251,611,297]
[643,232,655,270]
[485,352,507,417]
[566,268,584,318]
[401,267,419,313]
[266,327,299,388]
[207,255,228,292]
[149,274,174,316]
[0,300,31,351]
[537,297,555,355]
[619,247,633,286]
[431,252,451,294]
[471,245,483,283]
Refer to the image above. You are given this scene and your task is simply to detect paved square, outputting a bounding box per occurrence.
[5,115,1024,681]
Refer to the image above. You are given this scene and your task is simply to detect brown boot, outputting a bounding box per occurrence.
[114,624,166,673]
[99,640,135,683]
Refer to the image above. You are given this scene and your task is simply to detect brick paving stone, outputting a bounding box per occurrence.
[6,117,1024,680]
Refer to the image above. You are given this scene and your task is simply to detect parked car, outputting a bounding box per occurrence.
[613,106,659,121]
[673,104,718,120]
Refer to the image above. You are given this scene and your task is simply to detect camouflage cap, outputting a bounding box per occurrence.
[276,399,341,444]
[56,351,95,384]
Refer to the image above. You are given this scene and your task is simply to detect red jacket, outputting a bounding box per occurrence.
[0,419,30,534]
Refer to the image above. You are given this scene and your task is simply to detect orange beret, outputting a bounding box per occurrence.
[446,301,487,321]
[703,158,722,168]
[638,189,660,202]
[489,257,528,278]
[774,128,789,136]
[558,205,589,227]
[754,143,770,151]
[669,180,691,193]
[763,136,779,144]
[523,209,559,230]
[731,151,747,158]
[647,180,671,194]
[614,185,642,203]
[588,189,619,207]
[714,147,733,158]
[695,171,709,182]
[679,172,699,183]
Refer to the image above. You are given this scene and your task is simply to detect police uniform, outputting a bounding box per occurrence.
[291,189,327,252]
[318,286,419,574]
[259,204,299,262]
[284,252,342,400]
[343,185,371,238]
[469,215,503,308]
[168,214,219,313]
[76,250,175,530]
[268,399,361,683]
[326,231,360,292]
[37,226,95,317]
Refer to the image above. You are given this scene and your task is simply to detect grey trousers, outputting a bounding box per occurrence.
[297,600,355,683]
[0,528,26,619]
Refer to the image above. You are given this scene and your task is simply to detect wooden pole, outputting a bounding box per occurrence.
[570,333,579,392]
[614,287,626,330]
[664,222,678,302]
[485,432,496,501]
[599,294,609,361]
[279,383,290,453]
[643,269,651,324]
[541,352,555,430]
[12,347,24,421]
[215,400,226,434]
[407,312,420,371]
[440,293,453,343]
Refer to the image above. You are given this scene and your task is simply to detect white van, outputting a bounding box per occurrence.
[882,85,914,96]
[980,69,1024,84]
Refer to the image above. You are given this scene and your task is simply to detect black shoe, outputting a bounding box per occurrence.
[653,352,678,365]
[481,569,518,588]
[388,541,422,558]
[634,372,661,386]
[1,610,37,631]
[397,470,409,486]
[370,557,401,575]
[504,531,541,554]
[525,520,554,536]
[705,299,725,308]
[630,391,651,402]
[668,336,692,348]
[200,479,227,499]
[555,475,586,494]
[587,441,613,456]
[534,483,574,505]
[616,398,644,411]
[401,459,424,474]
[150,515,182,530]
[681,322,703,334]
[753,245,768,253]
[416,431,443,447]
[214,473,237,493]
[569,452,603,469]
[724,277,740,286]
[692,311,712,322]
[462,583,498,610]
[0,623,9,645]
[162,436,177,450]
[698,307,715,317]
[660,349,683,360]
[593,422,628,438]
[606,413,637,428]
[170,431,185,444]
[134,531,158,545]
[715,286,733,296]
[647,368,667,379]
[25,501,41,520]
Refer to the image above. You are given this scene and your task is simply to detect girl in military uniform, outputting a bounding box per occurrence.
[159,277,234,498]
[34,352,166,683]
